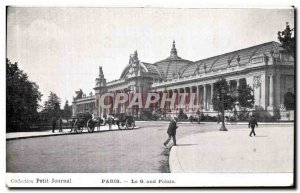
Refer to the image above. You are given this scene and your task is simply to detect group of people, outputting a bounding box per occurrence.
[50,117,63,133]
[163,115,259,147]
[51,113,258,143]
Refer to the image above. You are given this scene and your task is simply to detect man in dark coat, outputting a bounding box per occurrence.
[51,117,56,133]
[58,117,63,132]
[163,117,178,147]
[248,115,258,137]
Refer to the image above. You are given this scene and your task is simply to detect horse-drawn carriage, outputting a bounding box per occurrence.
[70,112,106,133]
[107,113,135,130]
[69,112,135,134]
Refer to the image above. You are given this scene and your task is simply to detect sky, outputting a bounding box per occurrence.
[6,7,294,107]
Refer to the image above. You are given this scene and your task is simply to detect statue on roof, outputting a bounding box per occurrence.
[195,65,200,75]
[203,63,207,73]
[129,54,133,64]
[236,55,240,65]
[99,66,104,79]
[133,50,138,59]
[263,53,269,65]
[269,48,280,64]
[278,22,295,57]
[127,50,141,77]
[280,22,293,39]
[227,57,231,67]
[75,89,83,100]
[131,50,140,67]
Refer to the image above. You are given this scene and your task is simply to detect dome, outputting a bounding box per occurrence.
[154,41,193,80]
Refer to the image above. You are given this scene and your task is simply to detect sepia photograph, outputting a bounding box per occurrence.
[5,6,295,188]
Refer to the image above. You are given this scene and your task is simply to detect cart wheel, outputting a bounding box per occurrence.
[87,119,95,133]
[126,120,135,130]
[118,122,126,130]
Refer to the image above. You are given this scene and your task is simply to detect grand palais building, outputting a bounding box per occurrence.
[72,40,294,120]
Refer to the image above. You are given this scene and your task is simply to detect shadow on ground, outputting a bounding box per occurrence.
[175,144,197,146]
[159,148,171,173]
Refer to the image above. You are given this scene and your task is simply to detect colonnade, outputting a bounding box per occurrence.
[99,78,247,117]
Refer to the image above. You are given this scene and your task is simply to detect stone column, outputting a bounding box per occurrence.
[269,74,274,107]
[165,90,169,112]
[177,88,181,110]
[196,85,199,110]
[138,86,142,118]
[98,95,102,117]
[128,90,131,113]
[72,102,77,116]
[114,91,117,114]
[203,84,207,111]
[133,87,136,116]
[123,89,126,113]
[120,90,123,113]
[124,89,127,114]
[235,80,240,111]
[210,83,214,110]
[169,90,173,111]
[107,92,110,114]
[185,87,189,112]
[159,91,163,109]
[173,89,177,112]
[190,86,193,111]
[274,74,281,107]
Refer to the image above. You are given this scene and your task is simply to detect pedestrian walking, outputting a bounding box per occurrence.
[163,117,178,147]
[58,117,63,132]
[51,117,56,133]
[248,115,258,137]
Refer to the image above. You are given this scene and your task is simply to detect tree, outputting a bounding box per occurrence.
[6,59,42,132]
[237,79,255,113]
[212,78,236,112]
[42,92,61,119]
[212,77,236,131]
[63,100,72,121]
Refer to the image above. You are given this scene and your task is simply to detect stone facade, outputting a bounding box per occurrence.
[72,41,295,120]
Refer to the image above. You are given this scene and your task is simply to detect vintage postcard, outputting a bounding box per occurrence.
[6,7,295,188]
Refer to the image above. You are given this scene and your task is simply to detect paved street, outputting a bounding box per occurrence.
[170,124,294,173]
[7,121,217,173]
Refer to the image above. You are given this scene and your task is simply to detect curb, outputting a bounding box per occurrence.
[136,121,294,125]
[168,145,176,173]
[6,132,70,141]
[6,127,140,141]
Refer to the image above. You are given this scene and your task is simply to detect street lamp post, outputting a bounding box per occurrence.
[219,87,228,131]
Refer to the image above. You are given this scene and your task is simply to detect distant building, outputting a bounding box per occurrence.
[72,40,294,120]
